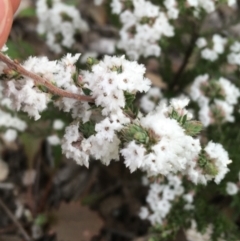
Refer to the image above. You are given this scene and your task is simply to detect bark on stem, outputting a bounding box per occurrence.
[0,52,94,102]
[0,198,32,241]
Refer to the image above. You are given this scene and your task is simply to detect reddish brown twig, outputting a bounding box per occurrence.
[0,198,32,241]
[0,52,94,103]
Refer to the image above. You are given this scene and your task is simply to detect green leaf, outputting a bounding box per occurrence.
[34,214,48,226]
[6,40,35,60]
[182,114,187,125]
[82,88,92,96]
[18,7,36,18]
[79,121,96,138]
[120,124,149,145]
[183,120,203,136]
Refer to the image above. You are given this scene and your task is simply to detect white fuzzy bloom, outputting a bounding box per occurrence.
[226,182,238,195]
[53,119,65,130]
[218,77,240,105]
[139,175,186,225]
[3,129,18,142]
[62,123,90,167]
[121,141,146,173]
[0,110,27,131]
[186,223,215,241]
[205,141,231,184]
[47,135,61,145]
[228,0,237,6]
[111,0,174,60]
[212,34,227,54]
[199,35,227,62]
[190,74,210,105]
[121,108,201,177]
[87,134,120,165]
[228,41,240,65]
[36,0,88,53]
[94,0,104,5]
[140,87,162,113]
[82,55,151,117]
[164,0,179,19]
[199,100,234,127]
[5,54,90,121]
[190,74,240,126]
[196,37,207,48]
[187,0,215,13]
[201,48,218,62]
[7,78,49,120]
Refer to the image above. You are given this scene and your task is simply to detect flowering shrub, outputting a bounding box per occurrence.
[1,0,240,240]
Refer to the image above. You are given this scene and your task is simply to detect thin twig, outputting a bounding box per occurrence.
[0,52,94,103]
[0,198,32,241]
[170,30,199,91]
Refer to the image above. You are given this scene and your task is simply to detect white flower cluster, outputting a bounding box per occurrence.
[187,0,236,16]
[5,53,86,120]
[196,35,227,62]
[186,222,214,241]
[190,74,240,126]
[0,47,27,142]
[139,175,193,225]
[227,41,240,66]
[122,100,231,184]
[0,50,231,185]
[121,99,201,177]
[47,119,65,146]
[0,110,27,142]
[199,141,231,184]
[186,220,239,241]
[111,0,175,60]
[36,0,89,53]
[140,87,162,113]
[62,55,151,166]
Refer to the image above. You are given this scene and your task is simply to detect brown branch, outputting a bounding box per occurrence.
[0,198,32,241]
[170,30,199,91]
[0,52,94,103]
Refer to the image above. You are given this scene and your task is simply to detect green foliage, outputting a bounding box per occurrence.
[6,40,35,60]
[169,109,203,136]
[87,57,99,67]
[120,124,150,145]
[79,120,96,138]
[201,80,225,102]
[124,91,139,118]
[198,150,218,176]
[18,7,36,18]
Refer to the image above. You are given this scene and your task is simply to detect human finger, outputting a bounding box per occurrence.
[10,0,21,14]
[0,0,13,49]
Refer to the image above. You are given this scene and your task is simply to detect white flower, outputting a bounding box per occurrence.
[196,37,207,48]
[121,141,146,173]
[201,48,218,62]
[228,0,237,6]
[3,129,17,142]
[82,55,150,117]
[139,175,187,225]
[47,135,61,145]
[53,119,65,130]
[205,141,231,184]
[36,0,88,53]
[226,182,238,195]
[62,123,90,167]
[112,0,175,60]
